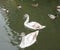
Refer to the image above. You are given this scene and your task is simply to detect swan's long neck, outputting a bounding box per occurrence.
[24,15,29,24]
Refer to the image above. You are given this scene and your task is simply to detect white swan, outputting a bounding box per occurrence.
[17,5,22,9]
[19,30,39,48]
[57,6,60,12]
[57,6,60,8]
[24,14,46,30]
[0,7,9,13]
[32,3,38,7]
[48,14,56,20]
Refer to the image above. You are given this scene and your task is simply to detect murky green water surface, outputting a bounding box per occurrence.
[0,0,60,50]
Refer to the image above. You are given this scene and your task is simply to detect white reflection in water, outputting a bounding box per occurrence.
[0,8,11,35]
[0,8,18,50]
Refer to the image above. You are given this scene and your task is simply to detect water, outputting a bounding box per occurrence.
[0,0,60,50]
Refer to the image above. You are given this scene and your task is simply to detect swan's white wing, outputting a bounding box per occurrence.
[28,22,40,28]
[24,31,37,42]
[28,22,45,29]
[20,30,39,48]
[28,22,40,26]
[20,37,36,48]
[48,14,56,19]
[26,22,46,30]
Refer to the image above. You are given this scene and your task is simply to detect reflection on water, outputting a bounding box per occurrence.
[0,8,19,50]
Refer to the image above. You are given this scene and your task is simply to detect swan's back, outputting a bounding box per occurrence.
[19,30,39,48]
[28,22,46,29]
[25,30,39,39]
[28,22,40,26]
[48,14,56,19]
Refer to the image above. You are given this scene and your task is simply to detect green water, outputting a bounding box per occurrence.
[0,0,60,50]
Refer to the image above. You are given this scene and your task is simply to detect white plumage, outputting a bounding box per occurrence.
[19,30,39,48]
[24,14,46,30]
[48,14,56,20]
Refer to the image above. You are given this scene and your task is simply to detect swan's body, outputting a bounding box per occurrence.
[0,7,9,13]
[17,5,22,9]
[24,14,46,30]
[48,14,56,20]
[57,9,60,12]
[57,6,60,8]
[19,30,39,48]
[32,3,38,7]
[57,6,60,12]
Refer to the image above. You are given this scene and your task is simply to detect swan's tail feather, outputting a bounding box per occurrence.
[40,26,46,29]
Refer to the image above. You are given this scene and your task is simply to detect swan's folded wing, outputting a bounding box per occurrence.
[20,31,39,48]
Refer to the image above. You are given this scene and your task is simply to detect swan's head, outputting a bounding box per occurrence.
[24,14,29,19]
